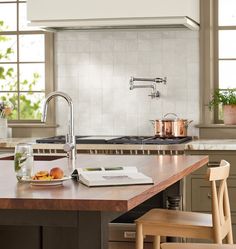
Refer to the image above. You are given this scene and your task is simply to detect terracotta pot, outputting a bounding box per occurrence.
[223,105,236,125]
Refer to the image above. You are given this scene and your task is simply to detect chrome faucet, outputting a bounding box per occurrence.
[41,91,76,160]
[129,76,167,98]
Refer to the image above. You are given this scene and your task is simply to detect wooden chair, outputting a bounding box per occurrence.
[135,160,233,249]
[161,243,236,249]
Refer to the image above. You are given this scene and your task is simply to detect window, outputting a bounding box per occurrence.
[200,0,236,125]
[0,0,54,122]
[218,0,236,89]
[215,0,236,121]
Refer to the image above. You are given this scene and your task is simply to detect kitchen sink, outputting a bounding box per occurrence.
[0,155,66,161]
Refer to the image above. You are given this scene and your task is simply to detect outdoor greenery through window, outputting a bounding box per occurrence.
[216,0,236,120]
[0,0,46,121]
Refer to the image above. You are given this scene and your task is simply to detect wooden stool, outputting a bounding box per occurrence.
[135,160,233,249]
[161,243,236,249]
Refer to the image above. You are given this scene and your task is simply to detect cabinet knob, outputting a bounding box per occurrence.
[207,193,212,199]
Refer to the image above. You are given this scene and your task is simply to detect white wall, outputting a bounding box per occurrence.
[55,29,199,136]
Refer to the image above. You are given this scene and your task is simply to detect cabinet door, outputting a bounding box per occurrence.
[190,154,236,176]
[191,178,236,212]
[27,0,199,22]
[0,226,40,249]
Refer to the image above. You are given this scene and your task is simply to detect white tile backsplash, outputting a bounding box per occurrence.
[55,29,199,136]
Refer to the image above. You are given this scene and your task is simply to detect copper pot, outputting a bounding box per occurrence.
[150,113,193,138]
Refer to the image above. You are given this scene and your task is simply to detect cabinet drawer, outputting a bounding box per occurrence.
[191,178,236,212]
[191,154,236,176]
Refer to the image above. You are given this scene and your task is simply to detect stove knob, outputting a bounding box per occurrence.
[63,143,75,152]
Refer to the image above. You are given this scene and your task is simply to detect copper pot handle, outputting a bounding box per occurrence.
[185,120,193,127]
[163,113,178,119]
[149,120,155,126]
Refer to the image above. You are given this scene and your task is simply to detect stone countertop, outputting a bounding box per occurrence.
[0,137,37,148]
[1,137,236,151]
[0,137,188,151]
[186,139,236,150]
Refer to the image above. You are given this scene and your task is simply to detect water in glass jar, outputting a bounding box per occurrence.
[14,143,34,181]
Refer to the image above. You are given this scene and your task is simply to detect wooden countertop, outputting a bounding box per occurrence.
[0,154,208,212]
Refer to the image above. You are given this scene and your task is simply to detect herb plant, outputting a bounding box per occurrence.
[14,152,27,171]
[209,89,236,110]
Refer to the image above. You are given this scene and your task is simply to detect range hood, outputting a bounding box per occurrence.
[27,0,200,31]
[29,16,199,31]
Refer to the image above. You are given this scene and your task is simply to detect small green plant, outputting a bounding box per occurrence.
[209,89,236,110]
[14,152,27,171]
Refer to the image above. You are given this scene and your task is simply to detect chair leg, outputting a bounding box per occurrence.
[136,223,144,249]
[226,230,233,244]
[153,236,160,249]
[213,235,222,244]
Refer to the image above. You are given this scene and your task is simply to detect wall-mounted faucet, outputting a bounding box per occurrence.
[41,91,76,160]
[129,76,167,98]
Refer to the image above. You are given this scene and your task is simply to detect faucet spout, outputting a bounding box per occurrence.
[129,76,166,98]
[41,91,76,160]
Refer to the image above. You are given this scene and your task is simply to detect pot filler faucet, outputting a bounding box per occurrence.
[129,76,167,98]
[41,91,76,160]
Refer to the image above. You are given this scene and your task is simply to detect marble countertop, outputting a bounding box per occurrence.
[1,137,236,151]
[186,139,236,150]
[0,137,37,148]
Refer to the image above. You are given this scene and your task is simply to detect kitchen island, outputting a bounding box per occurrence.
[0,154,208,249]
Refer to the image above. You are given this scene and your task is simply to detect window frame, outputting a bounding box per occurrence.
[0,0,55,125]
[200,0,220,125]
[201,0,236,125]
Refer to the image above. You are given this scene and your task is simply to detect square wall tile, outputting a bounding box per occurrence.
[55,29,200,136]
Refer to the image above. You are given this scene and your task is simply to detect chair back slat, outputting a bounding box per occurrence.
[218,180,227,225]
[207,160,230,181]
[207,160,232,243]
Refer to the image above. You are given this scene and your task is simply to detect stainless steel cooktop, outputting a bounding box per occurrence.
[36,136,192,145]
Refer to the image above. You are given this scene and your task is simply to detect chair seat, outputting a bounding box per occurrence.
[136,208,213,229]
[135,161,233,249]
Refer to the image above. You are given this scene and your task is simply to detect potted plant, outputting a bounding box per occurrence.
[0,101,13,138]
[209,88,236,125]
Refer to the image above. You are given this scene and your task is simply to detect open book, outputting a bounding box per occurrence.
[72,166,153,187]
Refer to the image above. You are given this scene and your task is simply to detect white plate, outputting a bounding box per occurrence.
[22,176,71,186]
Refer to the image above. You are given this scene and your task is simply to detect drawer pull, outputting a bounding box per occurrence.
[208,162,220,167]
[207,193,212,199]
[124,231,136,239]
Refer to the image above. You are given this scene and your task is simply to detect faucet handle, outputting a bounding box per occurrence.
[148,91,160,98]
[63,143,75,153]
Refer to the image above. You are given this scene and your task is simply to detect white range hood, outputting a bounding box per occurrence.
[27,0,200,31]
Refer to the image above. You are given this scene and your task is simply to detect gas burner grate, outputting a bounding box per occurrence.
[36,136,88,144]
[107,136,192,145]
[107,136,151,144]
[143,136,192,144]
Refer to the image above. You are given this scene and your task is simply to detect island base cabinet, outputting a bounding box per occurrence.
[43,227,78,249]
[185,150,236,242]
[0,210,118,249]
[0,226,41,249]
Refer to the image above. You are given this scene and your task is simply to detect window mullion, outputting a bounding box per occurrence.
[16,0,20,120]
[214,0,220,123]
[0,0,53,123]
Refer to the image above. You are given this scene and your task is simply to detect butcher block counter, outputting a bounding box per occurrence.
[0,154,208,249]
